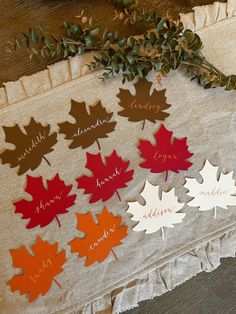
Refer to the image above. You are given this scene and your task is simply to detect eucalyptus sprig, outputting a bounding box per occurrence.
[10,0,236,90]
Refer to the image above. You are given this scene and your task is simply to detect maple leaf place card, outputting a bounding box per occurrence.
[185,160,236,218]
[117,78,171,130]
[14,174,76,229]
[58,100,116,150]
[7,236,66,302]
[127,181,186,239]
[138,124,193,181]
[0,118,57,175]
[69,207,128,266]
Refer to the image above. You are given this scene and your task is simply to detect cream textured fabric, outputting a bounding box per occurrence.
[0,2,236,313]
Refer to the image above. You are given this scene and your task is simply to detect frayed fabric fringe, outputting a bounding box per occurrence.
[62,229,236,314]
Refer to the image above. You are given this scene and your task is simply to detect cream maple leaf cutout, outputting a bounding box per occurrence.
[184,160,236,218]
[127,181,185,239]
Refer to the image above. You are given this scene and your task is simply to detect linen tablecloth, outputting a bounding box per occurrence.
[0,1,236,313]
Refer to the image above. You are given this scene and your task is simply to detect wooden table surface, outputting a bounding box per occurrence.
[1,1,236,314]
[0,0,225,85]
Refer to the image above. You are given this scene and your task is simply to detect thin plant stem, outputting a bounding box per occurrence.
[43,156,51,166]
[53,278,62,289]
[116,190,121,201]
[161,227,165,240]
[96,139,101,151]
[55,216,61,228]
[164,170,168,181]
[214,206,217,219]
[111,249,119,261]
[141,119,146,130]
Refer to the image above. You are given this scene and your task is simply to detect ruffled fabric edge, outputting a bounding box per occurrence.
[180,0,236,31]
[0,52,99,108]
[70,228,236,314]
[1,1,236,108]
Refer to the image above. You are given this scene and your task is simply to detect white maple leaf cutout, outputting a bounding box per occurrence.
[184,160,236,218]
[127,181,185,239]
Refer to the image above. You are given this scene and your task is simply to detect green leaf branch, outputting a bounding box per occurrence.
[10,0,236,90]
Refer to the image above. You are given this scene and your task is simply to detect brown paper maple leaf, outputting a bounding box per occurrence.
[0,118,57,175]
[117,78,171,129]
[58,100,116,150]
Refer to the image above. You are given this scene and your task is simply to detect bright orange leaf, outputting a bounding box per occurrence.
[7,236,66,302]
[68,207,128,266]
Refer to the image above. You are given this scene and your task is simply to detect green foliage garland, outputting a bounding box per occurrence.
[11,0,236,90]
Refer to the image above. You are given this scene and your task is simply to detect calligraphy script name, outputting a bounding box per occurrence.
[154,151,179,163]
[30,258,53,283]
[129,100,163,113]
[89,224,116,250]
[199,187,228,197]
[17,132,46,163]
[72,117,110,138]
[35,191,63,214]
[96,167,122,188]
[143,208,173,219]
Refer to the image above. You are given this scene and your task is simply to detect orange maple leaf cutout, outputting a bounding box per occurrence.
[58,100,116,150]
[0,118,57,175]
[117,78,171,130]
[7,236,66,302]
[68,207,128,266]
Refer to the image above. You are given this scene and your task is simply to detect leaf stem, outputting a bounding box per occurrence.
[141,119,146,130]
[53,278,62,289]
[181,61,217,75]
[96,139,101,151]
[43,156,51,167]
[164,170,168,181]
[111,249,119,261]
[161,227,165,240]
[55,216,61,227]
[214,206,217,219]
[200,53,224,76]
[116,190,121,201]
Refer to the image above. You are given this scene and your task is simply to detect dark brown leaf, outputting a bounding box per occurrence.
[0,118,57,175]
[117,78,171,129]
[58,100,116,150]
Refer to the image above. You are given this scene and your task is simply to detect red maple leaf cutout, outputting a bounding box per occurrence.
[76,150,134,203]
[7,236,66,302]
[14,174,76,229]
[68,207,128,266]
[138,124,193,180]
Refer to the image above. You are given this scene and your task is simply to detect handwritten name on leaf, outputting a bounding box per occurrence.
[68,207,128,266]
[117,78,171,130]
[58,100,116,150]
[0,118,57,175]
[127,181,185,239]
[185,160,236,218]
[14,174,76,229]
[7,236,66,302]
[76,150,134,203]
[138,124,193,180]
